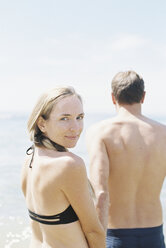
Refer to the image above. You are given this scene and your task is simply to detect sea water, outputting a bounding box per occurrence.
[0,112,166,247]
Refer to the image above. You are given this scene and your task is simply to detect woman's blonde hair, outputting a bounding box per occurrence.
[27,86,82,150]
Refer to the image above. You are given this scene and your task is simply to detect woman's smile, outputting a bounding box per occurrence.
[65,135,79,140]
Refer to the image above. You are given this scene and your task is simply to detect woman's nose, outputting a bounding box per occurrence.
[69,120,81,131]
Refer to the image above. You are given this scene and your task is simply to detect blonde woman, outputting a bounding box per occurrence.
[21,86,105,248]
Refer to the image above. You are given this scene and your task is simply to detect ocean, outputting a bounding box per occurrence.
[0,112,166,247]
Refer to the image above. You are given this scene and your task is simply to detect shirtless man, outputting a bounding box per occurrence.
[86,70,166,248]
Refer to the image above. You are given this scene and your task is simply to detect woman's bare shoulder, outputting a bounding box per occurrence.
[63,152,84,166]
[40,151,85,181]
[42,150,83,165]
[53,152,85,174]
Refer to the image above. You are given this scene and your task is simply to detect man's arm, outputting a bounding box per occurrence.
[86,127,110,231]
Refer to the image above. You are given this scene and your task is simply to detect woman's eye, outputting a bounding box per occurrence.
[77,115,84,120]
[60,117,68,121]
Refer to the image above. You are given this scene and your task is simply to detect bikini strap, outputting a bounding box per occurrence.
[26,145,34,168]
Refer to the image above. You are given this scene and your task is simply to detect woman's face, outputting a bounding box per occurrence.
[42,95,84,148]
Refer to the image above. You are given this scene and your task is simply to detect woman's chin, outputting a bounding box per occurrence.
[66,141,78,148]
[67,144,76,148]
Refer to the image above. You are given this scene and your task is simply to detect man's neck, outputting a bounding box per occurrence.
[116,103,142,117]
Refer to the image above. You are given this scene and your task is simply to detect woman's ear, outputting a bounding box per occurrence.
[37,116,46,133]
[111,93,116,105]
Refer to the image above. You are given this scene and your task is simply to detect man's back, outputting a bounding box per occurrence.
[98,113,166,228]
[87,70,166,247]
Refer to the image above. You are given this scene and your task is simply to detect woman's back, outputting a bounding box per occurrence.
[22,148,89,248]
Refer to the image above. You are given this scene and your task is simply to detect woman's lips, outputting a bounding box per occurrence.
[65,135,79,140]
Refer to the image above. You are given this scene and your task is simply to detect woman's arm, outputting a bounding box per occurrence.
[62,155,106,248]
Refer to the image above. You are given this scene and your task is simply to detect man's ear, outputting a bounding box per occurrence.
[141,91,146,104]
[37,116,46,133]
[111,93,116,105]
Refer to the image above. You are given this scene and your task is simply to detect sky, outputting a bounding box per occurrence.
[0,0,166,117]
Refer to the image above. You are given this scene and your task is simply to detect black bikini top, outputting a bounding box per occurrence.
[28,205,78,225]
[26,139,78,225]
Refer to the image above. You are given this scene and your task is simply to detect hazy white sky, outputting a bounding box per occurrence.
[0,0,166,116]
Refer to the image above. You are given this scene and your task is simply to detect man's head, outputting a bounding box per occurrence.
[111,70,145,105]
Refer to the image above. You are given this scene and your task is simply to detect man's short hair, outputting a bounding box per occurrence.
[111,70,145,104]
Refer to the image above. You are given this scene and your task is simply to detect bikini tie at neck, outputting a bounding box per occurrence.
[26,136,66,168]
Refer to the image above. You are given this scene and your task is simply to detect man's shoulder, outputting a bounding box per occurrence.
[144,116,166,131]
[86,117,118,141]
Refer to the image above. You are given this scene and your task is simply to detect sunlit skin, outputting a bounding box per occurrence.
[86,94,166,232]
[21,93,106,248]
[38,95,84,148]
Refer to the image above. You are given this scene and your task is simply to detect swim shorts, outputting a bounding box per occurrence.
[106,225,165,248]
